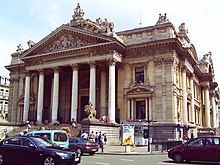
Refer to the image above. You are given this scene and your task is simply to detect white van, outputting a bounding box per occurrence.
[26,130,69,148]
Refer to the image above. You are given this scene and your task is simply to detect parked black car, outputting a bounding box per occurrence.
[0,136,81,165]
[69,137,99,155]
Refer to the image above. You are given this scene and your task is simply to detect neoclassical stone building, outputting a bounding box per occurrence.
[6,4,219,140]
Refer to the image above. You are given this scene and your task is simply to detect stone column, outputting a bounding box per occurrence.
[16,77,24,122]
[51,67,59,122]
[182,67,188,123]
[190,75,195,123]
[23,74,31,122]
[211,93,217,128]
[131,99,134,119]
[89,62,96,107]
[145,98,148,120]
[127,99,130,119]
[71,64,78,121]
[204,85,211,127]
[108,58,117,123]
[173,93,178,123]
[37,70,44,123]
[149,98,152,121]
[100,69,107,117]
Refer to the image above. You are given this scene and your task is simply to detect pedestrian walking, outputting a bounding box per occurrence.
[95,132,98,143]
[81,130,88,140]
[104,133,107,145]
[98,132,104,153]
[89,131,95,142]
[70,118,77,129]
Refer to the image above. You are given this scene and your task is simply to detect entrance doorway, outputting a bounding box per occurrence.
[79,96,89,121]
[136,101,146,119]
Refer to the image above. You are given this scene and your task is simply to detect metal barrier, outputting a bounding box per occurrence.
[161,141,182,152]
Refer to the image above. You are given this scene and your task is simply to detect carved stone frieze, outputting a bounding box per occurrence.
[25,60,42,67]
[41,34,98,54]
[154,57,175,66]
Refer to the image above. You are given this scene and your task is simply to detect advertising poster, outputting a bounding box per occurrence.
[122,125,134,146]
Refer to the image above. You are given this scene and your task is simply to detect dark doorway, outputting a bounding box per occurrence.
[79,96,89,121]
[136,101,146,119]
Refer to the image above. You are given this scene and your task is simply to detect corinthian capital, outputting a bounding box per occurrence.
[203,85,210,90]
[88,61,96,68]
[108,58,118,66]
[71,64,78,70]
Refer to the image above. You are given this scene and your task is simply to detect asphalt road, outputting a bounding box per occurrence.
[80,154,220,165]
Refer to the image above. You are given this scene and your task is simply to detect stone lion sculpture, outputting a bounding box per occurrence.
[84,102,96,118]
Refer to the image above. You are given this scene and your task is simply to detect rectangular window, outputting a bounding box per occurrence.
[135,67,144,83]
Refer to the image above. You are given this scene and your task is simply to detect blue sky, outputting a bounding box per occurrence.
[1,0,220,84]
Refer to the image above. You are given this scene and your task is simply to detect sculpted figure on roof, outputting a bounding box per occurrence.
[178,23,188,34]
[16,44,23,53]
[69,3,115,36]
[70,3,85,27]
[156,13,169,24]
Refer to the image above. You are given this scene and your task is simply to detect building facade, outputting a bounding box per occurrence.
[0,76,10,120]
[218,101,220,127]
[6,4,219,140]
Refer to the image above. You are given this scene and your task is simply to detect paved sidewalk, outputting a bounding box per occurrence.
[96,145,167,155]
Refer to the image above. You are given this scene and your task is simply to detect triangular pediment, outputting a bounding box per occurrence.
[126,82,154,94]
[22,25,115,58]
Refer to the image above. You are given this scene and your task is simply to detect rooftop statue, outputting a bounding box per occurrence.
[178,23,188,34]
[69,3,115,36]
[70,3,85,27]
[202,52,212,63]
[156,13,169,24]
[27,40,35,48]
[73,3,84,20]
[16,44,23,53]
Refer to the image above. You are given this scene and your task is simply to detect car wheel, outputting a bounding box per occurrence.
[173,153,183,163]
[44,156,55,165]
[76,148,82,156]
[0,153,4,165]
[89,152,95,155]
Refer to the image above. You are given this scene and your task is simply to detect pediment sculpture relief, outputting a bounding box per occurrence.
[41,34,99,54]
[126,81,153,94]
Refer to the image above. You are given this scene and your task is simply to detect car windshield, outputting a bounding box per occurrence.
[33,137,56,147]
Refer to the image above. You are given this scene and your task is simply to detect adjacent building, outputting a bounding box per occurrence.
[5,4,219,141]
[0,76,10,120]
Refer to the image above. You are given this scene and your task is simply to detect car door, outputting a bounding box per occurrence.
[69,138,77,151]
[21,137,42,165]
[3,137,22,164]
[182,138,206,161]
[204,137,220,162]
